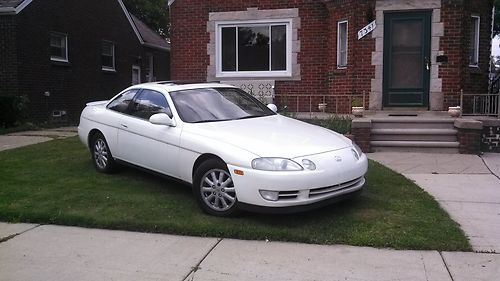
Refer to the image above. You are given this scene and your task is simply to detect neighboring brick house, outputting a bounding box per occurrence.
[0,0,170,123]
[168,0,493,113]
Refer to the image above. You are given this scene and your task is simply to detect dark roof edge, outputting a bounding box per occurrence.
[117,0,144,45]
[0,0,33,15]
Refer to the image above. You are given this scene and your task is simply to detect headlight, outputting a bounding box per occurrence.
[251,158,303,171]
[352,143,363,159]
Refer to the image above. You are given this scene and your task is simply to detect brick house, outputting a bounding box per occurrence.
[0,0,170,123]
[168,0,493,113]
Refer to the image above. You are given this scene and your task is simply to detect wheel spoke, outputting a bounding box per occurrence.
[214,196,220,207]
[222,193,235,203]
[210,172,217,183]
[202,187,213,193]
[206,193,215,202]
[218,172,224,184]
[220,196,229,208]
[221,178,233,187]
[204,177,214,186]
[223,187,235,193]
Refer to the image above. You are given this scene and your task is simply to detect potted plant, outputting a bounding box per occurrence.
[448,106,461,117]
[318,102,327,112]
[351,97,364,117]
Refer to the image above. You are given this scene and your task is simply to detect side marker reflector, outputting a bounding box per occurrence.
[234,169,244,176]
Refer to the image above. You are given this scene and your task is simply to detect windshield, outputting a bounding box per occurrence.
[169,87,276,123]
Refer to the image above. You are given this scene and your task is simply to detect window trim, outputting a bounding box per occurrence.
[215,19,293,78]
[469,15,480,67]
[50,32,69,63]
[337,20,348,69]
[101,40,116,72]
[132,65,141,85]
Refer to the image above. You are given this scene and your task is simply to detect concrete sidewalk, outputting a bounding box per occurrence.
[0,223,499,281]
[369,152,500,253]
[0,127,77,151]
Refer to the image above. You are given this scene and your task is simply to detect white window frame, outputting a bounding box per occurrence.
[50,32,68,63]
[470,15,480,67]
[337,20,348,69]
[132,65,141,85]
[215,19,293,78]
[101,41,116,71]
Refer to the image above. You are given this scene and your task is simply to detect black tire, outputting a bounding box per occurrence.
[90,132,117,173]
[193,158,239,217]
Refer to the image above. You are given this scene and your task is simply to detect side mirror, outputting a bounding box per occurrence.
[267,104,278,113]
[149,113,176,127]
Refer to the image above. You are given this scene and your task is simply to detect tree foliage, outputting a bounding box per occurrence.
[122,0,170,39]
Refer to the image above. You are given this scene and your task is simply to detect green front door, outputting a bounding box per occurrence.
[383,11,431,107]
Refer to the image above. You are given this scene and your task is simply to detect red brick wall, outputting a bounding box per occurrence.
[170,0,330,112]
[324,0,376,112]
[170,0,492,113]
[441,0,493,109]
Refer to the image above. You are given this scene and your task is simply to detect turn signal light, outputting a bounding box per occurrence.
[234,169,244,175]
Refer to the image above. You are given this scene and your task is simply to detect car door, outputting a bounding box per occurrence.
[116,88,182,177]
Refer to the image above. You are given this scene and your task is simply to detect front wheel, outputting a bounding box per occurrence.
[193,159,239,217]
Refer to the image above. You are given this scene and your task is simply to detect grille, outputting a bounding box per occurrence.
[309,177,363,198]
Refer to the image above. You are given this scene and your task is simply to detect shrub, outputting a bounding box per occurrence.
[0,95,30,128]
[303,115,352,134]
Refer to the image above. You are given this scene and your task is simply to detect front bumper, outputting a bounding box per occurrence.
[227,147,368,208]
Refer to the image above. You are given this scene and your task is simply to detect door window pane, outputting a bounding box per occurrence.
[390,19,423,88]
[238,26,270,71]
[129,90,172,120]
[107,89,139,113]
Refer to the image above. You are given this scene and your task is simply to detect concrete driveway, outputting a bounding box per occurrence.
[369,152,500,253]
[0,127,77,151]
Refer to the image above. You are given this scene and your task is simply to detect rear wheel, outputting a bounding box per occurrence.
[193,159,239,216]
[90,132,117,173]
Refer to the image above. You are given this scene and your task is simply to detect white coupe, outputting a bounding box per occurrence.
[78,82,368,216]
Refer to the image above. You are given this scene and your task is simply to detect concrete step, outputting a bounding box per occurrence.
[371,118,456,130]
[371,140,460,148]
[371,128,458,142]
[370,140,460,153]
[371,146,460,153]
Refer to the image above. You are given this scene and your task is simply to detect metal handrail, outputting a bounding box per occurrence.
[279,91,366,114]
[460,89,500,117]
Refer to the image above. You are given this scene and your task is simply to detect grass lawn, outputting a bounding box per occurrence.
[0,137,471,251]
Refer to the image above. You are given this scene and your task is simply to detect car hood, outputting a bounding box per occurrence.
[184,115,352,158]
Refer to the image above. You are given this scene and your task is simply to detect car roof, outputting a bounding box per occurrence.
[131,81,237,93]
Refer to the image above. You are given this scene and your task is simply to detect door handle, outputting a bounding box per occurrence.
[425,57,430,71]
[120,124,128,128]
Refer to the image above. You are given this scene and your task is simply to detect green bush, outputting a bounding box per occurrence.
[303,115,352,134]
[0,95,30,128]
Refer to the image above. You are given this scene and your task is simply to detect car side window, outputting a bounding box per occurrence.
[128,89,172,120]
[107,89,139,113]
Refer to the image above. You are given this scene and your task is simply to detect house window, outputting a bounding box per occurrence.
[469,16,480,66]
[337,21,348,68]
[217,20,291,77]
[50,32,68,62]
[102,41,115,71]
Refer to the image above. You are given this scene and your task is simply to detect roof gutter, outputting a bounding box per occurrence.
[143,42,171,51]
[0,0,33,15]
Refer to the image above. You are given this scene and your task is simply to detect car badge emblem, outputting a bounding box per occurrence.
[334,156,342,162]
